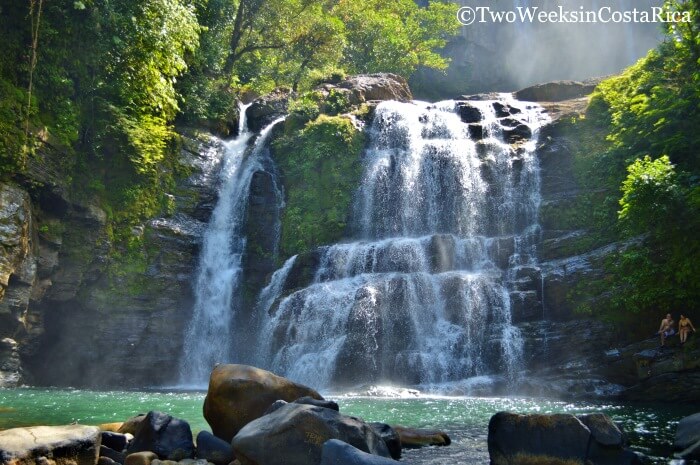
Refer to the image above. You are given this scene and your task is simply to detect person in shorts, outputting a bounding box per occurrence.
[658,313,675,347]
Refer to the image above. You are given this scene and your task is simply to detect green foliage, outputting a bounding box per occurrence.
[0,79,29,174]
[569,0,700,326]
[334,0,460,76]
[274,114,365,257]
[619,155,681,234]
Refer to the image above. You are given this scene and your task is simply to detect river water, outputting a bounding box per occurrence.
[0,388,691,464]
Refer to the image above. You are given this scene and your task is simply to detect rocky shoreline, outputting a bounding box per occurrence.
[2,364,699,465]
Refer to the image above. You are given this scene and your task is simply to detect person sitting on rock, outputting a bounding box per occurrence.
[678,314,696,345]
[658,313,676,347]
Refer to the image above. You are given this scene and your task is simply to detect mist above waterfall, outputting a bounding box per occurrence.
[414,0,663,97]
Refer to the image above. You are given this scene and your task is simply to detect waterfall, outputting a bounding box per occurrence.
[179,107,285,387]
[257,97,549,391]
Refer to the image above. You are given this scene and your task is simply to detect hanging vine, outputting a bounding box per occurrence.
[24,0,44,151]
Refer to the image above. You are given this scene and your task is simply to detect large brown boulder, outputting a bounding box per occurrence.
[232,403,390,465]
[203,364,324,442]
[0,425,101,465]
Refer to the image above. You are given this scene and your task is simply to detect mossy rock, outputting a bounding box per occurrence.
[273,115,365,258]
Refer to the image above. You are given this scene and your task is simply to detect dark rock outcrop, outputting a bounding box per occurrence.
[203,364,324,442]
[246,89,292,133]
[320,439,398,465]
[232,403,391,465]
[126,411,195,461]
[0,425,101,465]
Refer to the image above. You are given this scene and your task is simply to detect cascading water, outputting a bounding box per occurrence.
[179,108,285,387]
[257,97,549,392]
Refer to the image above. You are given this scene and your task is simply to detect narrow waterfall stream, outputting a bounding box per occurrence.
[179,108,284,387]
[257,98,549,392]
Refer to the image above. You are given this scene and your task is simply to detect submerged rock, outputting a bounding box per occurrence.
[0,425,101,465]
[126,411,194,461]
[233,403,390,465]
[203,364,324,442]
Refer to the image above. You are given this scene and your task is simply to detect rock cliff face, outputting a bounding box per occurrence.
[0,129,225,387]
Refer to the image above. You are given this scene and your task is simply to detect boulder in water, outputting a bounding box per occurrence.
[369,423,401,460]
[320,439,398,465]
[488,412,641,465]
[674,412,700,459]
[489,412,589,464]
[203,364,324,442]
[392,426,451,449]
[0,425,101,465]
[195,431,234,465]
[126,411,194,461]
[232,403,390,465]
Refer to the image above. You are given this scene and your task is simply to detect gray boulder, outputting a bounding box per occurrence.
[126,411,194,461]
[674,412,700,459]
[369,423,401,460]
[0,425,101,465]
[320,439,398,465]
[195,431,234,465]
[232,403,390,465]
